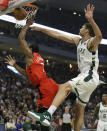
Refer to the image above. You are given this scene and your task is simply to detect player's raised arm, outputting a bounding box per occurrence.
[18,17,34,57]
[31,26,80,46]
[85,4,102,50]
[5,55,27,76]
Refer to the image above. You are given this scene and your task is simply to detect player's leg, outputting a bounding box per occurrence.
[70,74,98,131]
[28,82,72,126]
[50,82,72,108]
[36,82,72,126]
[37,107,50,131]
[28,76,85,126]
[74,103,85,131]
[28,74,96,127]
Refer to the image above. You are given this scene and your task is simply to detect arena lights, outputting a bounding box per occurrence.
[73,12,77,15]
[69,64,72,69]
[0,14,107,45]
[59,8,62,11]
[46,60,49,63]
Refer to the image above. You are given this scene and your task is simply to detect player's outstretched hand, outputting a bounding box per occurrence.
[84,4,95,21]
[5,55,16,67]
[26,17,35,26]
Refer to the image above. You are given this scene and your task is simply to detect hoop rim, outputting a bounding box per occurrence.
[24,4,38,8]
[14,4,38,28]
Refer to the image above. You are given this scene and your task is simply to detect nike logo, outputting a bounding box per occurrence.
[76,81,81,86]
[43,115,50,120]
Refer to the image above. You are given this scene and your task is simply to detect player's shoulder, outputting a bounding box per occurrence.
[73,36,81,46]
[34,52,41,58]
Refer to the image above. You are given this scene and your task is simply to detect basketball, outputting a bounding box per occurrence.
[12,8,27,20]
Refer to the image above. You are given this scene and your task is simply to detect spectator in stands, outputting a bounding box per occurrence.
[5,117,16,131]
[15,117,23,131]
[49,120,58,131]
[23,117,32,131]
[62,106,72,131]
[57,117,62,131]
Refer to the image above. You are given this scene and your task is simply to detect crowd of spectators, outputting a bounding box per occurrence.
[0,55,38,130]
[0,50,107,131]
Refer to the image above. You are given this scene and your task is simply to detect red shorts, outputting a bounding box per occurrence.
[26,64,59,110]
[37,77,59,110]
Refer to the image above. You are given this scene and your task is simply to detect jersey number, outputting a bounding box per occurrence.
[103,114,106,118]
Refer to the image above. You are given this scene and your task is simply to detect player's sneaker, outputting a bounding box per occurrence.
[28,111,40,121]
[27,111,51,126]
[40,111,51,126]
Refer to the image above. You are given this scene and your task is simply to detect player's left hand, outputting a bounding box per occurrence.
[84,4,95,21]
[5,55,16,67]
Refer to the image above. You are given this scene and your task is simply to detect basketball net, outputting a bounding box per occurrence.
[15,4,38,28]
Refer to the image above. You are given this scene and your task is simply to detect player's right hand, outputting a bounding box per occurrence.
[5,55,16,67]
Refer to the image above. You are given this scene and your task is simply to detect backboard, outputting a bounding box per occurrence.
[0,0,38,16]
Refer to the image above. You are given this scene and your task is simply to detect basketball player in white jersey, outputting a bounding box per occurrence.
[92,94,107,131]
[28,4,102,131]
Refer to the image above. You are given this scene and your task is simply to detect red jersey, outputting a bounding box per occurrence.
[26,52,47,86]
[26,52,59,109]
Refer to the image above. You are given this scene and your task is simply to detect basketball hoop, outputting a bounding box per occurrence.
[15,4,38,28]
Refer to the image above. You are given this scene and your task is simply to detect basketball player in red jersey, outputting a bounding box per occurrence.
[5,17,59,131]
[18,17,59,111]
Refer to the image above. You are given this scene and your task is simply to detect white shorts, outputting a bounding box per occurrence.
[97,120,107,131]
[69,73,99,106]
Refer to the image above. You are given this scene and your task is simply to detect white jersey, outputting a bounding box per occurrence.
[99,102,107,122]
[77,38,99,75]
[62,113,71,124]
[69,38,100,106]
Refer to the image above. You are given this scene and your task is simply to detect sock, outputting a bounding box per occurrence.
[47,105,57,116]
